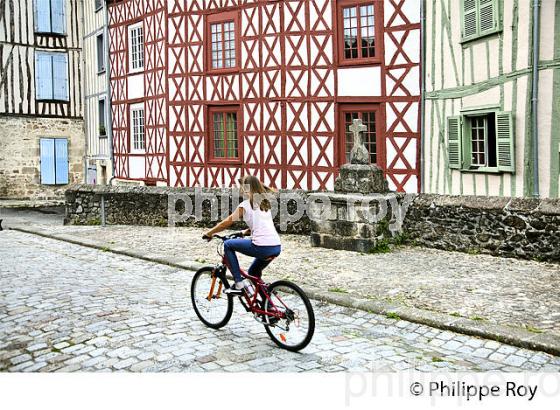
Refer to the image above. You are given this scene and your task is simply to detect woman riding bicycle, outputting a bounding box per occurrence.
[203,176,281,296]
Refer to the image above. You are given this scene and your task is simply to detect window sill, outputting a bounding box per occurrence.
[207,158,242,166]
[338,58,382,68]
[97,69,106,75]
[128,68,144,75]
[207,67,240,75]
[457,167,511,174]
[460,29,502,46]
[34,31,67,37]
[95,6,103,13]
[99,135,108,139]
[36,98,69,103]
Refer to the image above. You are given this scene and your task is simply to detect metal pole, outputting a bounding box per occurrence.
[101,194,106,227]
[531,0,541,198]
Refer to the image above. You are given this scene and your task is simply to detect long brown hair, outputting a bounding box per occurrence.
[238,175,275,212]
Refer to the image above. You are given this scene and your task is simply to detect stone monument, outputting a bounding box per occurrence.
[310,119,393,253]
[334,119,389,194]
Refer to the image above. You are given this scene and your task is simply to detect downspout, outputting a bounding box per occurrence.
[531,0,541,197]
[419,0,426,193]
[104,0,115,184]
[80,0,88,184]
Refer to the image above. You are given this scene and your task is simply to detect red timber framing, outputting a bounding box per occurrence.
[107,0,421,192]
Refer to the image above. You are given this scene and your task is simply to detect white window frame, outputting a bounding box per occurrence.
[128,22,144,73]
[130,103,145,153]
[97,32,106,73]
[98,97,107,138]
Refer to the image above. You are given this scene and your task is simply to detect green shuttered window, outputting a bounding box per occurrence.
[35,0,65,34]
[35,51,69,101]
[461,0,501,42]
[446,111,515,173]
[40,138,69,185]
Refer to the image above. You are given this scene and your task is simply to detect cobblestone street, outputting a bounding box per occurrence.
[1,230,559,373]
[3,207,557,336]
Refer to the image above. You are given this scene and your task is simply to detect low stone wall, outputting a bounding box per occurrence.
[402,195,560,262]
[64,184,310,235]
[65,185,560,262]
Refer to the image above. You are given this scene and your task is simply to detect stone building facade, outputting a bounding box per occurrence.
[0,0,85,200]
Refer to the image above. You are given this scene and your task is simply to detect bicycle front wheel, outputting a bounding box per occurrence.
[263,280,315,352]
[191,267,233,329]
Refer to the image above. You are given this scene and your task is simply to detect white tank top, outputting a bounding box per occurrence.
[239,199,281,246]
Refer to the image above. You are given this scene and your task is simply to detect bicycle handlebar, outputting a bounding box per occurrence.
[202,232,246,241]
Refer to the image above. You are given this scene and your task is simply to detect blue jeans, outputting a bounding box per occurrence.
[223,238,281,283]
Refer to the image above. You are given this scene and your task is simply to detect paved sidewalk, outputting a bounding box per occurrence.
[2,230,559,372]
[3,206,559,342]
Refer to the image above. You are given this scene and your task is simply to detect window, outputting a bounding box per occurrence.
[339,105,380,165]
[207,12,238,71]
[209,107,240,161]
[40,138,68,185]
[95,0,103,12]
[35,51,69,101]
[97,33,105,73]
[447,111,514,172]
[461,0,501,42]
[35,0,65,34]
[128,23,144,72]
[99,98,107,137]
[130,105,145,152]
[338,0,380,64]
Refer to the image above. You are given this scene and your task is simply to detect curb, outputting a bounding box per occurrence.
[8,225,560,357]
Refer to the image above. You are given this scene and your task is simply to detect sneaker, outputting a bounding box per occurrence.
[224,282,244,296]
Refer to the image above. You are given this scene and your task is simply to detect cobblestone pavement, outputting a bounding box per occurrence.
[1,230,559,373]
[5,218,558,336]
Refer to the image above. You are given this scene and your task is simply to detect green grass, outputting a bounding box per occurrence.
[385,312,401,320]
[368,240,392,254]
[195,258,207,264]
[100,246,111,252]
[450,312,462,318]
[329,287,348,294]
[469,315,486,321]
[86,218,101,226]
[431,357,444,363]
[525,325,543,334]
[467,248,480,255]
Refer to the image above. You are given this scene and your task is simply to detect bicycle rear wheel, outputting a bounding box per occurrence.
[191,267,233,329]
[262,280,315,352]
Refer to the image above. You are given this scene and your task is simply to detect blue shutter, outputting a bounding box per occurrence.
[40,138,56,185]
[51,0,65,34]
[35,52,53,100]
[35,0,51,32]
[55,139,69,184]
[52,53,69,100]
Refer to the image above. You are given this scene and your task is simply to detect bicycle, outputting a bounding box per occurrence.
[190,232,315,352]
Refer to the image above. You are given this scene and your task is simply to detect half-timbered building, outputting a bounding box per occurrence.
[107,0,421,192]
[84,0,113,185]
[424,0,560,198]
[0,0,84,199]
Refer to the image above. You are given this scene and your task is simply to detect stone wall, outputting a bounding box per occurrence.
[64,184,310,235]
[0,116,84,200]
[65,185,560,262]
[402,195,560,261]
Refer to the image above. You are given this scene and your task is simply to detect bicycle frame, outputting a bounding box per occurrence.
[208,249,289,322]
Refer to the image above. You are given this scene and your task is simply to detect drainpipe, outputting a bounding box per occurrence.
[419,0,427,193]
[531,0,541,198]
[104,1,115,184]
[80,0,88,184]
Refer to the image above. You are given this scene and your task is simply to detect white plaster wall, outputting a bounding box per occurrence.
[337,67,382,96]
